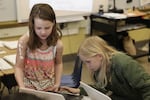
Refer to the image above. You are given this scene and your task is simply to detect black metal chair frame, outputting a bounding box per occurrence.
[60,56,83,88]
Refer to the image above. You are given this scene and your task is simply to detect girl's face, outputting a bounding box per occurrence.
[34,17,54,40]
[80,54,102,71]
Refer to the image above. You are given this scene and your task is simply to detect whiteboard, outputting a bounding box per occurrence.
[0,0,16,22]
[16,0,108,23]
[30,0,92,12]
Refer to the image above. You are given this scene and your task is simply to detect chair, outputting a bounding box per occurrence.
[60,56,83,88]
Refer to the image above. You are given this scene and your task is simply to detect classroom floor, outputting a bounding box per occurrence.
[0,55,150,97]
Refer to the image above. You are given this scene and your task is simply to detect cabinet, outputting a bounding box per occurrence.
[90,13,150,59]
[62,28,86,55]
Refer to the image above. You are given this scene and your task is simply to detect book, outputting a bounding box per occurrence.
[0,58,13,70]
[3,54,16,65]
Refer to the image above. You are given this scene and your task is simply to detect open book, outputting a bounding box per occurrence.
[3,54,16,65]
[0,58,13,70]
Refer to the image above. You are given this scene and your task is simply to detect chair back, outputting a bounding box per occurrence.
[72,56,83,87]
[80,82,112,100]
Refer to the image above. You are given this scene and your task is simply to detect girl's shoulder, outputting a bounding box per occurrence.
[56,39,63,49]
[19,33,29,42]
[112,52,130,60]
[111,52,133,68]
[18,33,29,47]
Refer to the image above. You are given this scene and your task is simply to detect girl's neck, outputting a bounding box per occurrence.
[40,39,46,43]
[40,40,48,50]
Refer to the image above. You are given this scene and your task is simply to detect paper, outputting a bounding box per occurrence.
[0,58,13,70]
[101,13,127,19]
[3,40,18,49]
[3,54,16,65]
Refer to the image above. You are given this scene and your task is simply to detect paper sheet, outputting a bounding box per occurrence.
[101,13,127,19]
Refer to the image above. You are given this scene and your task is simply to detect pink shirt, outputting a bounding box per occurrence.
[23,46,56,91]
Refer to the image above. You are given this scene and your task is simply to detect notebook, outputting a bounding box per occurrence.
[3,54,16,65]
[19,88,65,100]
[0,58,13,70]
[80,82,111,100]
[101,13,127,19]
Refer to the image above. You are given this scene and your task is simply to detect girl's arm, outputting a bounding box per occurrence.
[14,34,28,88]
[53,39,63,91]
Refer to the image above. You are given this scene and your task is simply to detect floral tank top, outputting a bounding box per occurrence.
[24,46,56,91]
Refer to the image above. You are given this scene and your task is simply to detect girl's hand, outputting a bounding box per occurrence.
[59,86,80,94]
[45,84,60,92]
[52,84,60,92]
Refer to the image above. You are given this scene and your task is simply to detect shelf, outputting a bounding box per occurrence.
[117,23,146,32]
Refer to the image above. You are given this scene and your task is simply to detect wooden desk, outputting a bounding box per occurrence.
[0,36,19,75]
[0,46,16,75]
[0,36,19,93]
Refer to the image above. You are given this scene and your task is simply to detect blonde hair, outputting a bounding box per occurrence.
[78,36,118,87]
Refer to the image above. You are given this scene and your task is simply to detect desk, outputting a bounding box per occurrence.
[90,13,150,59]
[0,37,18,94]
[0,37,18,75]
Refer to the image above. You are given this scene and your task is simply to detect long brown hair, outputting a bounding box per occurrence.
[28,3,62,50]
